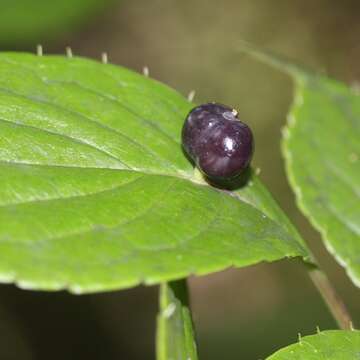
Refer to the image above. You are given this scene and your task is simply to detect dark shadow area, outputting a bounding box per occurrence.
[0,284,157,360]
[204,166,253,191]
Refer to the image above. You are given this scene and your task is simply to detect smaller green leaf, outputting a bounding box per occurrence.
[156,280,198,360]
[267,330,360,359]
[239,43,360,287]
[284,74,360,287]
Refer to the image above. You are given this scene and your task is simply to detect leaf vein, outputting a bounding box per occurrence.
[0,116,130,169]
[0,87,181,172]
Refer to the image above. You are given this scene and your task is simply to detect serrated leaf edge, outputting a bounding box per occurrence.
[282,77,360,288]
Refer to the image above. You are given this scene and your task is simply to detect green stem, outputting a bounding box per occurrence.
[308,265,353,330]
[156,279,199,360]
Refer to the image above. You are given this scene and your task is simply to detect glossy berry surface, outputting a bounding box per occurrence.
[182,103,254,179]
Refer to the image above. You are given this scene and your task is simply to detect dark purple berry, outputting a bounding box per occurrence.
[182,103,254,180]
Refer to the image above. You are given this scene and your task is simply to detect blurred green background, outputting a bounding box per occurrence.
[0,0,359,359]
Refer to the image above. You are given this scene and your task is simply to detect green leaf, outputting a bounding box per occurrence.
[238,43,360,287]
[0,52,309,293]
[0,0,115,45]
[234,174,309,252]
[156,280,198,360]
[266,330,360,359]
[284,73,360,287]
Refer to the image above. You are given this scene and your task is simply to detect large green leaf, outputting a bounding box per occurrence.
[284,73,360,287]
[0,0,115,45]
[0,52,309,293]
[267,330,360,359]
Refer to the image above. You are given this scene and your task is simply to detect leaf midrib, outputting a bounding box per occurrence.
[0,159,306,260]
[0,157,298,244]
